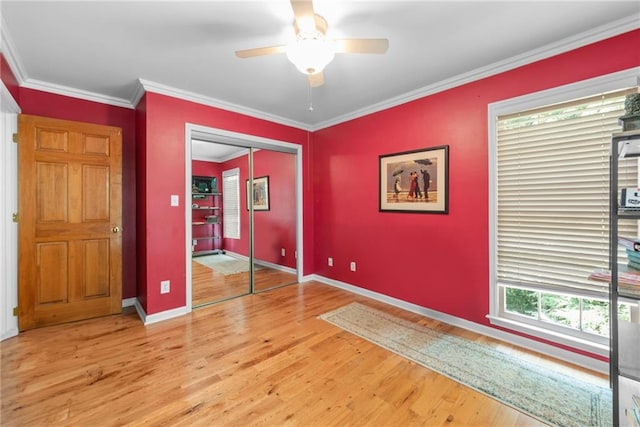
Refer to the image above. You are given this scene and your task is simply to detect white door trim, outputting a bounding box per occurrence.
[1,81,21,340]
[184,123,304,312]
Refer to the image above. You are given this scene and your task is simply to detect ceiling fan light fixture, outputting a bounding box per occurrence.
[286,34,336,75]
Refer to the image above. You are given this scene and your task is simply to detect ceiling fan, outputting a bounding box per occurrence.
[235,0,389,87]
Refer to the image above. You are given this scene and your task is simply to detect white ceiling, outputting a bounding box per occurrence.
[2,1,639,130]
[192,138,249,161]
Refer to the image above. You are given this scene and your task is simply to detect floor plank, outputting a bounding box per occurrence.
[191,259,297,307]
[1,282,606,426]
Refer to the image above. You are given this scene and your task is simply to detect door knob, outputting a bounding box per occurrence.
[112,226,120,233]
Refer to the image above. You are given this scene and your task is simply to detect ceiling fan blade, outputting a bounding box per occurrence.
[335,39,389,54]
[308,72,324,88]
[235,45,287,58]
[290,0,317,34]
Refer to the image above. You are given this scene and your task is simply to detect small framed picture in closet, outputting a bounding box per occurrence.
[246,176,270,211]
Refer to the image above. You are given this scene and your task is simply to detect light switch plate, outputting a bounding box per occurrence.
[160,280,170,294]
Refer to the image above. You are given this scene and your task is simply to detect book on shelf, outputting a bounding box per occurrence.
[628,248,640,262]
[625,249,640,272]
[588,268,640,287]
[620,236,640,252]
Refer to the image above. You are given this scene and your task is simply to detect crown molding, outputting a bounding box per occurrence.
[0,16,27,85]
[20,79,134,109]
[310,15,640,131]
[2,12,637,130]
[2,16,133,109]
[136,78,311,131]
[129,79,147,108]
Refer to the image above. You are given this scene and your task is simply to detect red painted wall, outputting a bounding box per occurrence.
[311,29,640,357]
[139,92,308,315]
[1,54,19,102]
[18,88,138,300]
[135,94,148,308]
[216,150,297,268]
[253,149,297,268]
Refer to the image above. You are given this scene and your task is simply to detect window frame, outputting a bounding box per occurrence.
[222,168,240,240]
[488,68,640,356]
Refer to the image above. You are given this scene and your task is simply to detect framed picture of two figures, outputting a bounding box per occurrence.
[379,145,449,214]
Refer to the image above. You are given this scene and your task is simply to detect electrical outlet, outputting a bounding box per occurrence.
[328,257,333,267]
[160,280,170,294]
[281,248,286,257]
[350,262,356,272]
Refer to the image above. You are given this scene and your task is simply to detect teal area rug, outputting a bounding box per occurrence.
[319,302,612,427]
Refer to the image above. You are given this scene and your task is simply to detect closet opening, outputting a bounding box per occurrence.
[184,124,303,310]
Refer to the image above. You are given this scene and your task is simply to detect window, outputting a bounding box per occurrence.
[222,168,240,239]
[502,287,633,340]
[489,72,639,354]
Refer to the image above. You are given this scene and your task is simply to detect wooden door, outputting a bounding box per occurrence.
[17,115,122,331]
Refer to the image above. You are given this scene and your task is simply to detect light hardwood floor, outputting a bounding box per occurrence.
[1,282,606,426]
[192,260,297,307]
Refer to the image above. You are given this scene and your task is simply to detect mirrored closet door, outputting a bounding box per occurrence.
[190,140,298,308]
[251,149,298,292]
[191,141,251,307]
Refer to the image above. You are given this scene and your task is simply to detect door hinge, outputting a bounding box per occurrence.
[12,212,18,223]
[12,133,18,143]
[13,307,18,317]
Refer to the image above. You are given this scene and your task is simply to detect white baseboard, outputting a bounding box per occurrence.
[301,274,316,283]
[310,274,608,375]
[122,297,136,308]
[133,299,189,326]
[223,250,248,261]
[1,327,18,341]
[223,251,296,275]
[254,259,296,275]
[133,299,146,323]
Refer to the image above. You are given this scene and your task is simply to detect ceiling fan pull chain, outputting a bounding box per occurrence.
[308,84,314,112]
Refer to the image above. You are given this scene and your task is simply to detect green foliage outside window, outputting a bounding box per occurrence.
[505,288,538,318]
[541,294,580,329]
[504,286,632,338]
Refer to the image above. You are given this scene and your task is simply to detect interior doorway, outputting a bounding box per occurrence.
[184,124,303,310]
[18,115,123,331]
[1,85,20,340]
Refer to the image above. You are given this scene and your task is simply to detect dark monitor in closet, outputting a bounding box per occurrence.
[192,176,217,194]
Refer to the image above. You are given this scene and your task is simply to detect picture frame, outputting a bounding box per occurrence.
[246,176,270,211]
[379,145,449,214]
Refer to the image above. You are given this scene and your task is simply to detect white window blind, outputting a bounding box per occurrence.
[222,168,240,239]
[496,90,637,295]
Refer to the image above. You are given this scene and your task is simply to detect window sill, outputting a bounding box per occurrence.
[487,315,609,358]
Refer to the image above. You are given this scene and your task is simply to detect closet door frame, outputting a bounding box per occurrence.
[184,123,303,312]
